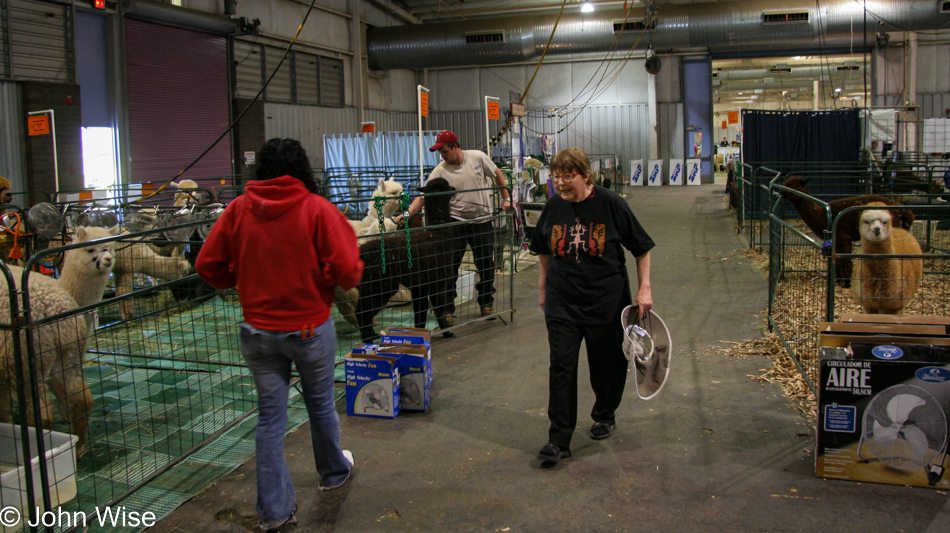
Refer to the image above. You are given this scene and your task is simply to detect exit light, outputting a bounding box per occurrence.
[93,0,105,9]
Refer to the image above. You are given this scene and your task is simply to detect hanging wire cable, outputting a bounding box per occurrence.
[126,0,319,207]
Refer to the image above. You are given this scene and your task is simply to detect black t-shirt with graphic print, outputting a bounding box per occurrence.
[529,185,654,325]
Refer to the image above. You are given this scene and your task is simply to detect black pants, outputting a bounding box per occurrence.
[447,220,496,314]
[545,316,628,450]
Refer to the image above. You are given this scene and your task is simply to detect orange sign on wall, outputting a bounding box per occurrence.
[362,122,375,133]
[722,120,727,130]
[420,92,429,117]
[487,101,500,120]
[28,115,50,136]
[727,111,739,125]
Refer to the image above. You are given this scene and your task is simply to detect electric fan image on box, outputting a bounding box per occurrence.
[402,378,422,406]
[360,383,391,414]
[857,383,949,485]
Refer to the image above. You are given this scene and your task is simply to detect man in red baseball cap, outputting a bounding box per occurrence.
[429,130,458,152]
[400,130,511,326]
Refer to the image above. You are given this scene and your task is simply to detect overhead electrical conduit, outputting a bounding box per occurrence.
[367,0,950,70]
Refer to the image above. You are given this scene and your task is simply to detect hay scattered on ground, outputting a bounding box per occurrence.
[715,334,817,419]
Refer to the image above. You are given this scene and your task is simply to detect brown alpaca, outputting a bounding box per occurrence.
[851,203,924,314]
[781,176,914,286]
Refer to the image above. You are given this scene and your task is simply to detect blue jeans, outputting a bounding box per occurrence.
[239,320,351,529]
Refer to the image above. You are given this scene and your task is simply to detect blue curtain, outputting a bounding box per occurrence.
[324,130,442,170]
[743,108,863,206]
[743,109,861,170]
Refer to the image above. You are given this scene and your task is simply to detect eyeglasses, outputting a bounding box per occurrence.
[550,172,580,183]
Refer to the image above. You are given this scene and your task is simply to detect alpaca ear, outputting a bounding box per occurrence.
[378,178,385,190]
[108,225,120,236]
[801,178,811,185]
[75,226,87,241]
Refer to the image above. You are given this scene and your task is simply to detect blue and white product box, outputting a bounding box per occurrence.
[647,159,663,187]
[382,327,433,384]
[345,352,401,419]
[381,327,431,347]
[816,353,950,490]
[628,159,644,186]
[668,161,683,185]
[686,159,701,186]
[379,343,432,413]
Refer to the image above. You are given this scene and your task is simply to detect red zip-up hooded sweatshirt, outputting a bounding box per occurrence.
[196,176,363,331]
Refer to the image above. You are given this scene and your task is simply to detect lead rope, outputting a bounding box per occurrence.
[400,192,412,269]
[374,195,387,273]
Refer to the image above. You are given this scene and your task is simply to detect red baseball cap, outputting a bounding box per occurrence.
[429,130,458,152]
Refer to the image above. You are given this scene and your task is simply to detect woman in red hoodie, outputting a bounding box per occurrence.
[197,138,363,531]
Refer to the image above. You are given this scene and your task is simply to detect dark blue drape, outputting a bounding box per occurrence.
[743,108,861,170]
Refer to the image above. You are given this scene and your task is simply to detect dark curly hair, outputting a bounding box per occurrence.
[255,138,318,193]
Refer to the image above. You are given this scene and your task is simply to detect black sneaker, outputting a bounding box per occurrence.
[537,442,571,464]
[589,422,616,440]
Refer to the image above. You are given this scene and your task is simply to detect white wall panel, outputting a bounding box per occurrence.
[526,63,573,106]
[479,66,525,108]
[430,69,480,112]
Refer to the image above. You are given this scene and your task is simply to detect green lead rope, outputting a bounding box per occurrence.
[400,192,412,269]
[374,195,387,273]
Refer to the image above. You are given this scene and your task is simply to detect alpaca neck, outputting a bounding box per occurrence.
[58,256,111,309]
[862,237,894,255]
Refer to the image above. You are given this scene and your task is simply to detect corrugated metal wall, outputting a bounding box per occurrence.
[8,0,71,82]
[264,102,358,168]
[266,103,657,171]
[0,80,25,192]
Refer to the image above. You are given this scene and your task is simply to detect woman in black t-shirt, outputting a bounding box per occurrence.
[528,147,655,465]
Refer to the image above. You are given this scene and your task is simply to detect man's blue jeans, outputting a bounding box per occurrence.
[239,319,351,529]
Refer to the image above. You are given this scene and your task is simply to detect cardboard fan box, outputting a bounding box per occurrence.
[344,352,401,419]
[816,317,950,489]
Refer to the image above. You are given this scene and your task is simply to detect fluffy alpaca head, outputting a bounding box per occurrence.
[68,225,120,274]
[421,178,455,225]
[0,176,11,204]
[172,179,202,206]
[369,178,404,219]
[859,202,895,244]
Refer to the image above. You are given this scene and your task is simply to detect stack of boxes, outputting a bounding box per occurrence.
[816,314,950,489]
[345,327,433,419]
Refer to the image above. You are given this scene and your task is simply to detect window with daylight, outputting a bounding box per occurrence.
[233,40,344,107]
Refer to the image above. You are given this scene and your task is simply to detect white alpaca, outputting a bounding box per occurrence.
[170,178,204,206]
[349,178,404,236]
[113,231,193,320]
[0,226,118,452]
[59,226,120,330]
[852,203,924,314]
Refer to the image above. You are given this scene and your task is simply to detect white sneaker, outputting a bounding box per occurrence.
[318,450,354,491]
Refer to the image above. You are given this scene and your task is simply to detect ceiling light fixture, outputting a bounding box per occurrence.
[581,2,594,13]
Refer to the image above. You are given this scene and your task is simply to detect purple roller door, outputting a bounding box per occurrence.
[125,19,231,183]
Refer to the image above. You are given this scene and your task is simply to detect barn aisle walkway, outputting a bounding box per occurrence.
[149,184,949,533]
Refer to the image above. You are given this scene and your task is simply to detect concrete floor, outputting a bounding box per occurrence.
[148,184,950,533]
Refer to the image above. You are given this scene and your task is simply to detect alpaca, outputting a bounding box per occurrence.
[852,203,924,314]
[0,226,119,452]
[58,225,120,331]
[349,178,404,236]
[113,230,193,320]
[781,176,914,286]
[337,178,406,326]
[171,179,204,206]
[354,178,457,342]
